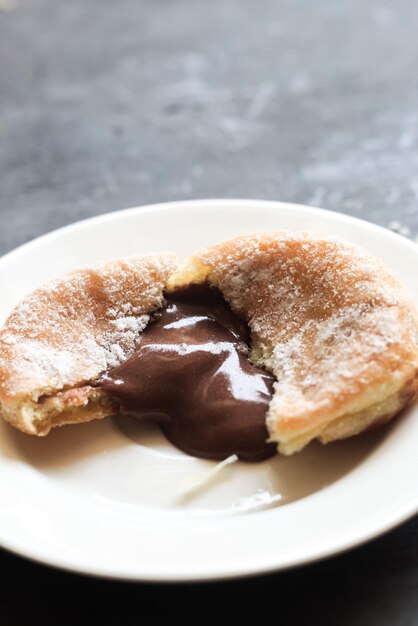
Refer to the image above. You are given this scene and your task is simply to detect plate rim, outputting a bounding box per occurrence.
[1,198,417,270]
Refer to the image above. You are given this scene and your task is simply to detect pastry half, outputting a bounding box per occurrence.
[169,232,418,454]
[0,254,177,435]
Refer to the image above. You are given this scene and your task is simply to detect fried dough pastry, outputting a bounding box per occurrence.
[0,254,177,435]
[1,232,417,457]
[169,232,418,454]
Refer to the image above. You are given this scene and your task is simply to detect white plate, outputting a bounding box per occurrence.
[0,199,417,582]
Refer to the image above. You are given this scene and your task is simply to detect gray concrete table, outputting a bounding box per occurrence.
[1,0,418,623]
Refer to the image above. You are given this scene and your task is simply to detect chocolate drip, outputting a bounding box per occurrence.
[99,284,276,462]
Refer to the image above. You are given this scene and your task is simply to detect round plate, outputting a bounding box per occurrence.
[0,199,417,582]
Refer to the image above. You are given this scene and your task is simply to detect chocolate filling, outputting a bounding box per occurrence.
[98,283,276,462]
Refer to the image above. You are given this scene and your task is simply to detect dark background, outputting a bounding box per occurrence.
[1,0,418,623]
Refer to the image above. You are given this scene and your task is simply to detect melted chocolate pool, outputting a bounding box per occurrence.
[99,284,276,462]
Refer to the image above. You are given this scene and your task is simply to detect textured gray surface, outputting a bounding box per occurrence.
[1,0,418,254]
[1,0,418,623]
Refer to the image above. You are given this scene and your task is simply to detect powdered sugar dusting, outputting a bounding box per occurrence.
[103,314,150,368]
[0,253,177,400]
[197,231,418,430]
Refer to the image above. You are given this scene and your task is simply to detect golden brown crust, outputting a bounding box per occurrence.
[170,232,418,454]
[2,233,418,454]
[0,254,177,435]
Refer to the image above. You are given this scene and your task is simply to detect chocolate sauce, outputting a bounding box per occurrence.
[99,284,276,462]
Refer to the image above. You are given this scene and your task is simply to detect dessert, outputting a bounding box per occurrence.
[0,254,177,435]
[171,232,418,454]
[0,232,417,459]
